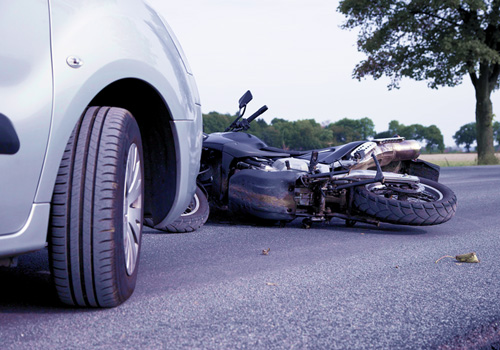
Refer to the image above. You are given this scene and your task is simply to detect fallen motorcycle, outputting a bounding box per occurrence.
[163,91,457,231]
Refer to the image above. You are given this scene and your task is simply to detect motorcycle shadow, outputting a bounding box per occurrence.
[206,215,429,236]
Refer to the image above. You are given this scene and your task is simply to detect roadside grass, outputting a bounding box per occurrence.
[419,153,500,167]
[428,160,477,167]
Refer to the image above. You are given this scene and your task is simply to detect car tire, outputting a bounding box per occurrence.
[49,106,144,308]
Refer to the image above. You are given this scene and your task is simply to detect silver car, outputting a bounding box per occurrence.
[0,0,202,307]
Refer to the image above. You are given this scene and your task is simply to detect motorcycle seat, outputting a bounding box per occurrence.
[261,146,308,157]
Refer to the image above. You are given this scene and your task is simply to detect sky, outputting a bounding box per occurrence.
[149,0,500,148]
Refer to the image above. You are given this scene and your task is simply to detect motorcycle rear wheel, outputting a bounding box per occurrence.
[353,177,457,226]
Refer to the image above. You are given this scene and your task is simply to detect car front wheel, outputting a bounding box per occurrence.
[49,106,144,307]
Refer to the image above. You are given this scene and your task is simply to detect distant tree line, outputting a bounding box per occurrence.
[453,120,500,152]
[203,112,445,152]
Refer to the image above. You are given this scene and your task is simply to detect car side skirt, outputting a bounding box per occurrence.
[0,203,50,259]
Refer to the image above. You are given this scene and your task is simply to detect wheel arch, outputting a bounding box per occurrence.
[89,78,178,225]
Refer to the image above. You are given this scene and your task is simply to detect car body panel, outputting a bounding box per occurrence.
[0,0,53,235]
[35,0,200,201]
[0,0,202,258]
[159,116,203,225]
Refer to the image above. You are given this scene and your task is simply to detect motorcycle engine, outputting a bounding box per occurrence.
[272,158,330,173]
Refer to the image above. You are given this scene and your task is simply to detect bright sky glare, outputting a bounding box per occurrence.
[150,0,500,147]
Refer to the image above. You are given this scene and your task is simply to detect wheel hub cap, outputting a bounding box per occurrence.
[123,143,142,276]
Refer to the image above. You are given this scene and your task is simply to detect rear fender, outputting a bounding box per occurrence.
[401,159,440,182]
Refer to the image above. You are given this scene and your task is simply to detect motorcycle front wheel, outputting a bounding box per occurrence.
[353,177,457,226]
[160,185,209,233]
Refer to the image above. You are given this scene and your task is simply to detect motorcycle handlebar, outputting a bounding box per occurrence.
[246,105,268,124]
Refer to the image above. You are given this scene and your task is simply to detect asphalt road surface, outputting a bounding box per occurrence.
[1,166,500,350]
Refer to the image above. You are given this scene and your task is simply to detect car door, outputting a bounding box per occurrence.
[0,1,53,234]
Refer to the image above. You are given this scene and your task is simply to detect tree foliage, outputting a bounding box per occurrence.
[328,117,376,144]
[494,119,500,145]
[453,119,500,150]
[376,120,445,152]
[453,122,477,152]
[338,0,500,164]
[203,113,333,150]
[203,112,234,133]
[202,112,445,152]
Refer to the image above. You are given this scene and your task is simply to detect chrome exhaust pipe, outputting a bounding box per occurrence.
[352,140,421,170]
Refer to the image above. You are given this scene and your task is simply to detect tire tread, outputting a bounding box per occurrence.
[353,178,457,226]
[48,106,143,308]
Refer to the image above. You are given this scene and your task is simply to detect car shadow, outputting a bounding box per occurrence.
[0,249,80,312]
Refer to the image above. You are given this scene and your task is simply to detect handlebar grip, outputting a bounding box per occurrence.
[246,105,268,124]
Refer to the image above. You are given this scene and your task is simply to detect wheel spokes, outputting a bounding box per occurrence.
[123,143,142,276]
[181,193,200,216]
[367,182,442,203]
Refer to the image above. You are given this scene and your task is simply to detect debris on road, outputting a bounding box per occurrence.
[435,252,480,264]
[262,248,271,255]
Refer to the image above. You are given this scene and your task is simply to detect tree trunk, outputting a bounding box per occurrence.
[473,67,499,165]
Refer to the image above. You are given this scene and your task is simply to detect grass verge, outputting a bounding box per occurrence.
[419,153,500,167]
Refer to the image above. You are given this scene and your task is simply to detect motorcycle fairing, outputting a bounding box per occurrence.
[205,132,368,165]
[204,132,290,158]
[205,132,297,202]
[228,169,298,221]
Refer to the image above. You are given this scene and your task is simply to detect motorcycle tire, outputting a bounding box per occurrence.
[353,177,457,226]
[159,185,209,233]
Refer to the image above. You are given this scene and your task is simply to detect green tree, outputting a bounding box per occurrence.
[378,120,445,152]
[329,118,361,144]
[282,119,331,150]
[453,122,477,152]
[494,119,500,146]
[258,126,282,147]
[269,118,294,149]
[387,120,424,140]
[388,120,402,136]
[243,118,267,139]
[373,130,393,139]
[356,117,376,140]
[201,113,377,151]
[423,125,445,153]
[202,112,234,133]
[328,117,376,145]
[338,0,500,164]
